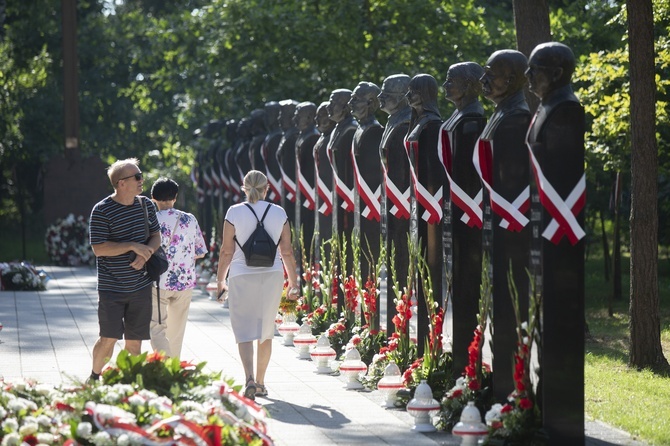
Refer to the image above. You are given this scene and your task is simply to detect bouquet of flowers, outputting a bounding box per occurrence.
[0,262,47,291]
[0,351,273,446]
[484,267,545,445]
[403,247,453,401]
[44,214,95,266]
[345,325,386,365]
[440,257,494,430]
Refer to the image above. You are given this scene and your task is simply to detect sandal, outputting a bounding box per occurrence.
[255,384,268,397]
[243,379,256,400]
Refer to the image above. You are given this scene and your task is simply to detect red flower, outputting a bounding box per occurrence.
[450,389,463,399]
[519,398,533,410]
[146,351,166,362]
[501,404,514,414]
[467,379,480,391]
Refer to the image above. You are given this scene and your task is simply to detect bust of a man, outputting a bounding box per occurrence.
[526,41,579,106]
[442,62,485,130]
[479,49,530,138]
[349,81,382,127]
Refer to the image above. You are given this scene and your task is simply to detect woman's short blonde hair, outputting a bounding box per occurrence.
[242,170,269,203]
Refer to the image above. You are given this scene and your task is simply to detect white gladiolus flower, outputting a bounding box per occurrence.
[19,422,39,436]
[521,321,528,331]
[127,394,145,406]
[76,421,93,437]
[1,418,19,431]
[1,432,21,446]
[91,431,113,446]
[485,403,503,424]
[36,414,52,427]
[36,432,55,444]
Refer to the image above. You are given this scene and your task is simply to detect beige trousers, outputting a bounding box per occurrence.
[150,287,193,359]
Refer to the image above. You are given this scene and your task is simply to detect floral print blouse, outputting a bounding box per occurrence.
[156,208,207,291]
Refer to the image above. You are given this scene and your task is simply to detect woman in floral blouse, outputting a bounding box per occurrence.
[150,177,207,359]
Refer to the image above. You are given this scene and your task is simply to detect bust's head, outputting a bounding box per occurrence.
[279,99,299,131]
[407,74,439,111]
[379,74,411,116]
[327,89,353,123]
[250,108,266,136]
[294,102,317,132]
[480,49,528,104]
[443,62,484,107]
[526,42,575,100]
[264,101,280,130]
[349,81,381,121]
[316,101,335,134]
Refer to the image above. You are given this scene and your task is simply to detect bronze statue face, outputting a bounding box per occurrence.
[405,86,422,109]
[326,92,351,123]
[480,57,511,104]
[349,87,369,120]
[525,58,554,100]
[294,108,314,132]
[316,104,334,133]
[379,88,405,115]
[443,68,467,104]
[379,75,410,115]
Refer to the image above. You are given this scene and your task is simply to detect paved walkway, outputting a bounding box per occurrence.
[0,266,650,445]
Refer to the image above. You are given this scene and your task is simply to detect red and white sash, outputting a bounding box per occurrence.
[437,123,483,228]
[316,175,333,215]
[351,143,381,221]
[210,166,221,197]
[278,162,296,203]
[473,138,529,232]
[527,143,586,245]
[298,169,316,210]
[404,137,443,224]
[328,142,355,212]
[261,141,279,201]
[381,158,410,219]
[219,163,231,199]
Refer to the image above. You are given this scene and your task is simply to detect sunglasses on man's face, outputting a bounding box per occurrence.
[117,172,143,184]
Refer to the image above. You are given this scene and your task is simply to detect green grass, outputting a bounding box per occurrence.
[0,222,50,264]
[584,251,670,445]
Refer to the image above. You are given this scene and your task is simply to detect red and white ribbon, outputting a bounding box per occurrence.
[316,175,333,215]
[473,138,529,232]
[351,143,381,221]
[328,143,355,212]
[437,123,483,228]
[278,163,296,202]
[405,138,443,224]
[381,158,410,219]
[298,169,316,210]
[219,163,231,199]
[261,141,279,201]
[527,143,586,245]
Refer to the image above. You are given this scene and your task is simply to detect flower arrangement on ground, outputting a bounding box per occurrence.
[483,267,546,445]
[302,237,341,336]
[44,214,95,266]
[439,256,494,431]
[0,351,273,445]
[403,243,453,401]
[0,262,47,291]
[361,242,417,391]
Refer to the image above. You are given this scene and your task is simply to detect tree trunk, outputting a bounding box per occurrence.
[612,172,623,301]
[513,0,551,113]
[627,0,669,370]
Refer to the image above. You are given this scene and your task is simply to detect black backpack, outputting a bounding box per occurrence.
[234,203,278,267]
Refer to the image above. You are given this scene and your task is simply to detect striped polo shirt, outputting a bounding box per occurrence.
[89,195,160,292]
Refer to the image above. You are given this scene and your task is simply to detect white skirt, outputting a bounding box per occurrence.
[228,271,284,343]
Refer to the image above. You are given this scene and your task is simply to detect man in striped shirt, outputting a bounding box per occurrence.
[87,158,162,383]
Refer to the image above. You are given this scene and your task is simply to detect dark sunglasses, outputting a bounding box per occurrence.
[116,172,143,184]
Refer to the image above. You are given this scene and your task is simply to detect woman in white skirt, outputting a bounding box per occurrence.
[216,170,299,400]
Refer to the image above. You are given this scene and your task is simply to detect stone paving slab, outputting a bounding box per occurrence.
[0,266,651,446]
